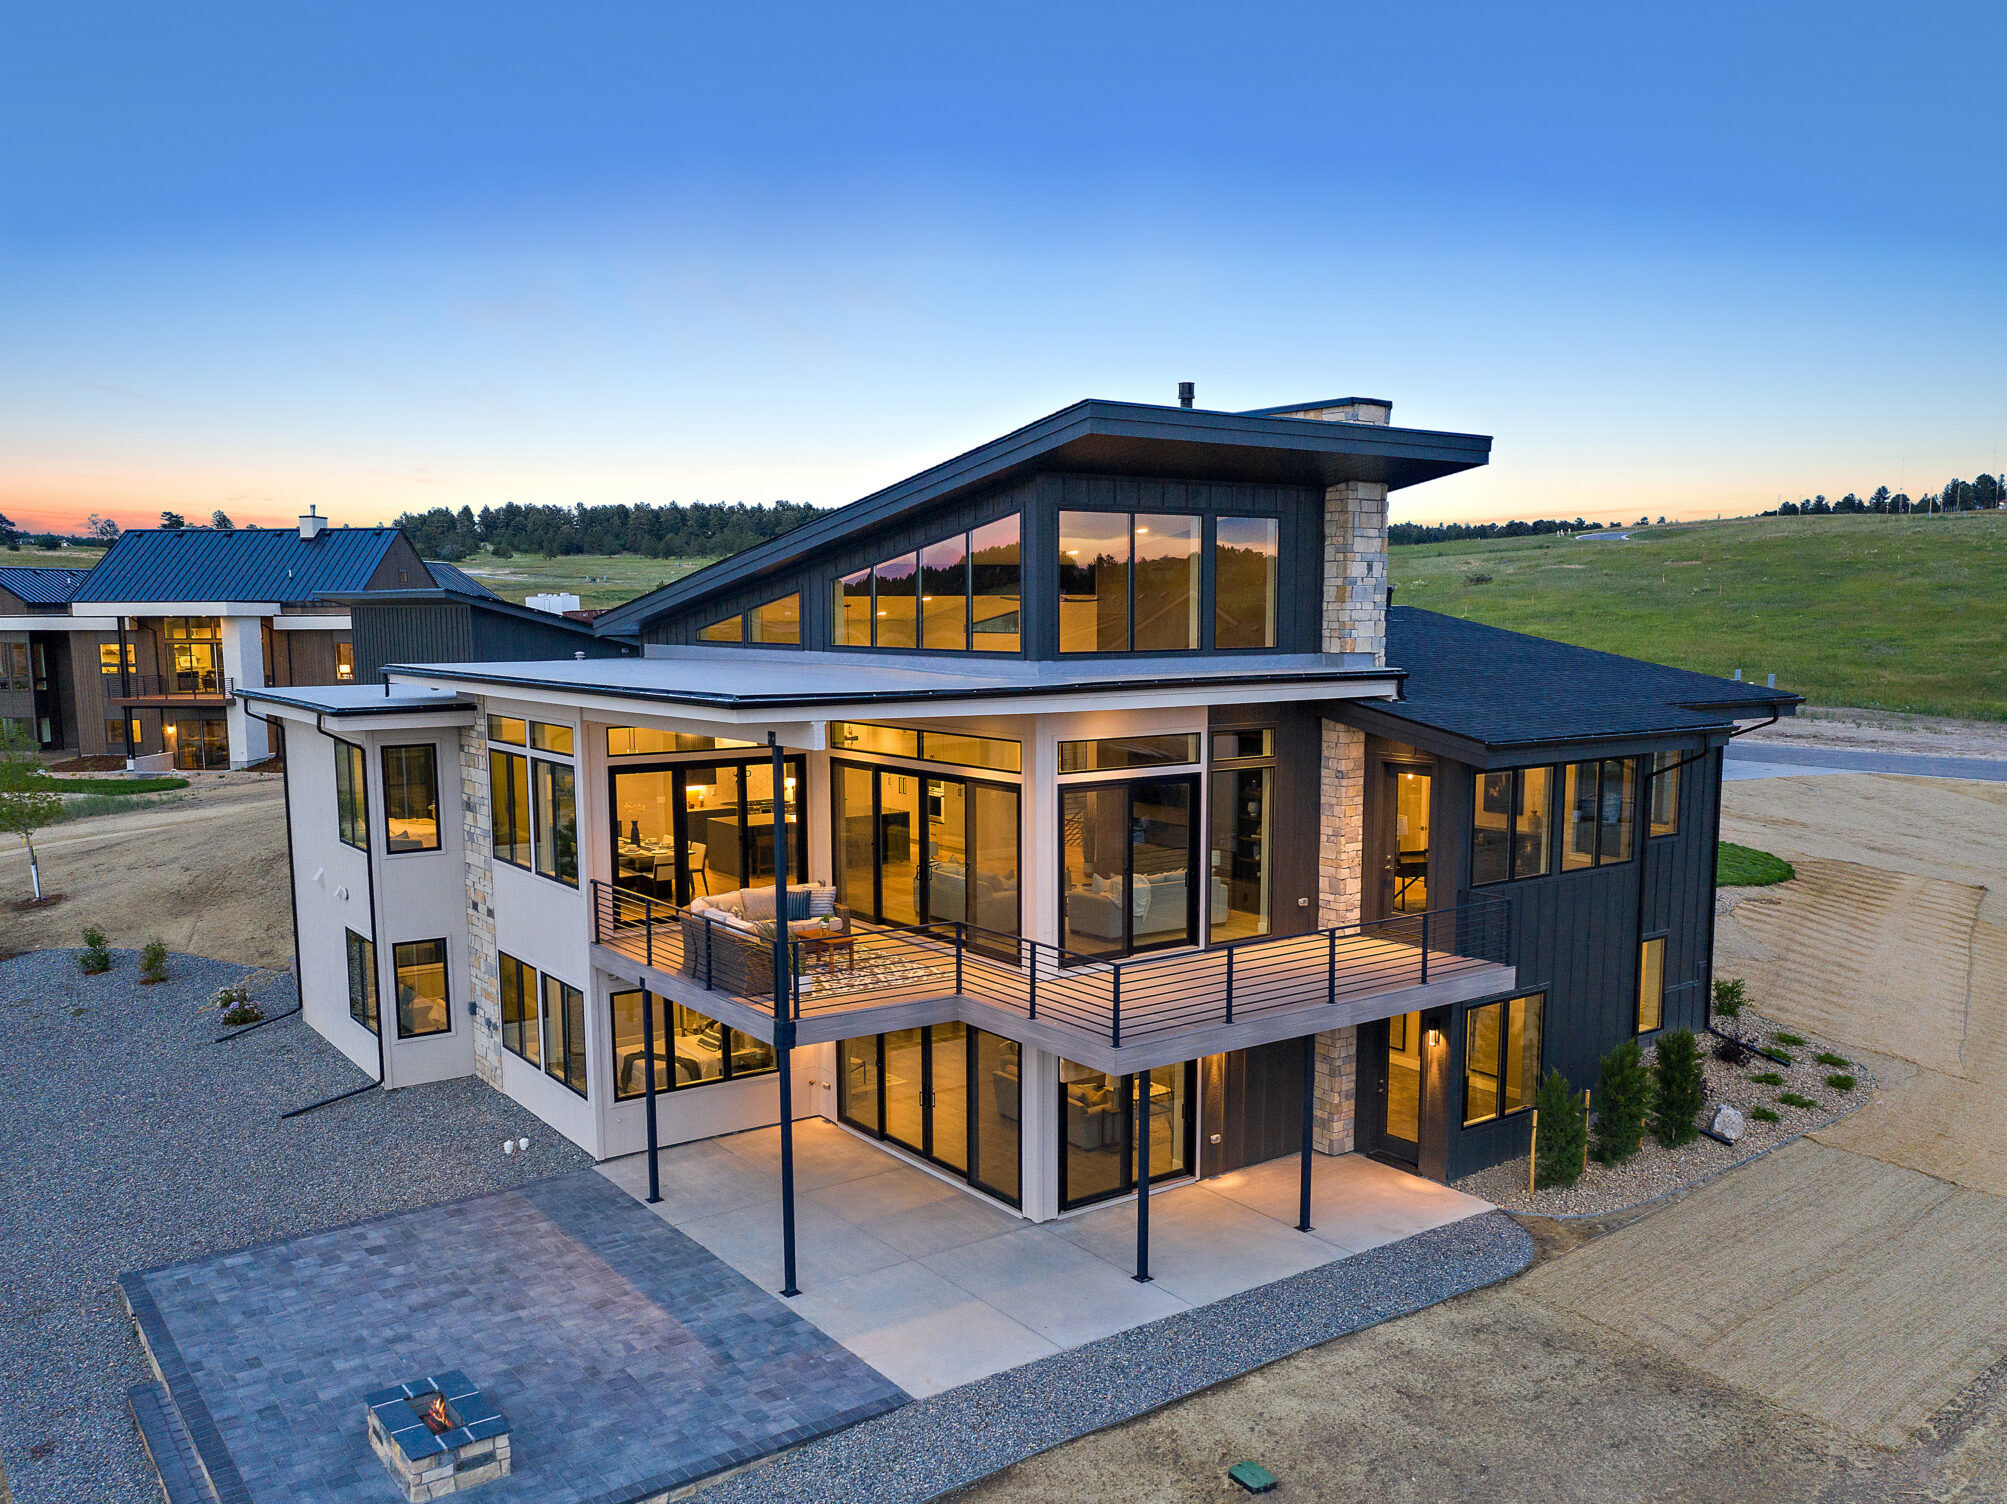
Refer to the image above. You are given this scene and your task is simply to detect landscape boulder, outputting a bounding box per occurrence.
[1710,1104,1746,1142]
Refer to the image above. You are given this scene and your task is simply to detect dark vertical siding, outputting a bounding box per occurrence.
[1212,1039,1309,1172]
[351,603,475,682]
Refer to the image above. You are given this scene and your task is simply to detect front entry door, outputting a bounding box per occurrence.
[1380,1011,1423,1162]
[1380,765,1432,917]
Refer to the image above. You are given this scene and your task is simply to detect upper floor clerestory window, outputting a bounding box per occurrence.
[699,593,801,646]
[834,516,1021,653]
[1059,512,1278,653]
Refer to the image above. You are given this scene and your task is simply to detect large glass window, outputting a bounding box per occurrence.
[828,722,1021,773]
[1058,511,1133,652]
[1062,776,1196,957]
[541,973,588,1096]
[1637,937,1666,1033]
[873,552,918,649]
[1471,766,1553,885]
[532,759,578,886]
[382,745,440,853]
[921,537,968,650]
[1214,516,1279,649]
[490,749,530,869]
[969,515,1021,651]
[1131,515,1200,651]
[1463,992,1543,1126]
[1649,750,1682,837]
[499,951,538,1065]
[163,617,221,694]
[699,614,742,643]
[345,929,378,1034]
[610,756,806,907]
[834,762,1019,938]
[335,740,368,851]
[606,726,756,756]
[530,721,574,755]
[393,939,450,1039]
[698,593,802,646]
[834,516,1020,653]
[1564,759,1636,869]
[609,990,776,1098]
[838,1026,1022,1205]
[1059,1059,1196,1211]
[1057,734,1199,773]
[1209,764,1271,942]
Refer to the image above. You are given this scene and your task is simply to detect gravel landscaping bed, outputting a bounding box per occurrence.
[1454,1012,1878,1217]
[0,948,591,1504]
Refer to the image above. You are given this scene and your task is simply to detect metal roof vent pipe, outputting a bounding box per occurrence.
[299,505,328,541]
[1178,381,1195,409]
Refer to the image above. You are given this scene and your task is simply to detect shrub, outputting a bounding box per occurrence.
[1749,1106,1780,1123]
[1650,1029,1706,1146]
[1591,1039,1652,1165]
[1815,1051,1849,1068]
[78,925,111,975]
[1750,1070,1784,1086]
[1712,977,1747,1020]
[1778,1092,1818,1110]
[1464,572,1494,585]
[138,939,169,984]
[212,983,264,1026]
[1824,1073,1856,1092]
[1533,1069,1586,1189]
[1773,1031,1806,1047]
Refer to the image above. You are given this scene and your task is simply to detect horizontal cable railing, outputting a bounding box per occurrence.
[106,672,231,700]
[591,879,1512,1050]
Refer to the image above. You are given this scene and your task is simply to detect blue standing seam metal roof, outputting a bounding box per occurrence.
[1378,606,1801,749]
[0,566,91,605]
[72,527,404,605]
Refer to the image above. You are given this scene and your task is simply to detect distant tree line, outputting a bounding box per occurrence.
[1390,517,1612,545]
[1766,476,2002,516]
[392,501,823,561]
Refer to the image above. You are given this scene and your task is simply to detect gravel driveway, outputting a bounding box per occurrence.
[0,949,592,1504]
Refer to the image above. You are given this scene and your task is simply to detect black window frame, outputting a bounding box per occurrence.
[488,724,577,889]
[381,743,442,854]
[699,591,804,648]
[830,513,1023,655]
[1461,991,1545,1127]
[838,1025,1024,1208]
[540,972,589,1098]
[608,989,778,1100]
[1057,508,1286,657]
[490,748,531,871]
[532,756,579,888]
[1637,934,1667,1035]
[392,937,452,1040]
[334,738,368,851]
[345,928,378,1034]
[1562,757,1637,870]
[609,753,810,910]
[1648,750,1682,838]
[830,757,1021,941]
[1470,765,1557,886]
[499,951,538,1066]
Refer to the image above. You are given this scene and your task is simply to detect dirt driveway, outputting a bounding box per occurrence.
[962,770,2007,1501]
[0,775,292,967]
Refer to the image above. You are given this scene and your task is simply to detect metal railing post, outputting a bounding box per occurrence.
[1224,945,1234,1024]
[955,924,965,996]
[1111,966,1122,1049]
[1327,927,1336,1006]
[1421,908,1431,985]
[1027,941,1038,1020]
[703,914,715,990]
[644,901,654,968]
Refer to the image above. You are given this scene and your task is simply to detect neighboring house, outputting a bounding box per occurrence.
[243,395,1795,1257]
[4,513,493,768]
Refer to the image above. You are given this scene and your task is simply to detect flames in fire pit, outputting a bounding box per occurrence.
[413,1392,454,1434]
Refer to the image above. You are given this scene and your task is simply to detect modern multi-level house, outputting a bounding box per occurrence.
[243,394,1795,1273]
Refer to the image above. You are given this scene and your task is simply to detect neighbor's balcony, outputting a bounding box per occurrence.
[105,673,235,705]
[589,881,1515,1073]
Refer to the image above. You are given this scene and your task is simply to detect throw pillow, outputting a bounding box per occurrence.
[808,886,836,917]
[785,888,813,921]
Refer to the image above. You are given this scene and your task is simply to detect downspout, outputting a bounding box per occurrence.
[282,712,387,1117]
[240,703,304,990]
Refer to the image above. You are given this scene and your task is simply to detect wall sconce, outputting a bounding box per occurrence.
[1425,1026,1444,1048]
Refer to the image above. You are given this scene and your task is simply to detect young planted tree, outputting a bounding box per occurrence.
[1533,1069,1586,1189]
[0,720,59,902]
[1651,1029,1707,1146]
[1591,1039,1652,1164]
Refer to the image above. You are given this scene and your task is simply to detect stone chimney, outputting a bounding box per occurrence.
[299,505,328,541]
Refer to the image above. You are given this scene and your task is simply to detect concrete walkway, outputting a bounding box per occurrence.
[599,1121,1490,1397]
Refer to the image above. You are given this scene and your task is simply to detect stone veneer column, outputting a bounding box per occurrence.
[1312,717,1367,1154]
[460,727,503,1088]
[1322,480,1390,666]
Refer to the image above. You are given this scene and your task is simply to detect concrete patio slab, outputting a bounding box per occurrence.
[923,1227,1188,1347]
[788,1261,1060,1397]
[1204,1152,1494,1253]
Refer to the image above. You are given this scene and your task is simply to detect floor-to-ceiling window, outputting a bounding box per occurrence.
[1058,1058,1196,1211]
[839,1025,1021,1205]
[609,754,806,907]
[832,760,1020,940]
[1208,729,1274,943]
[1059,743,1200,957]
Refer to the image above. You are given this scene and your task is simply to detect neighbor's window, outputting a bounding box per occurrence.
[1649,750,1682,837]
[499,952,538,1066]
[1214,516,1279,649]
[105,718,127,750]
[1464,992,1544,1126]
[1563,758,1635,869]
[605,726,757,755]
[1471,767,1553,886]
[1058,733,1200,773]
[609,989,777,1099]
[541,973,588,1096]
[334,740,368,851]
[490,749,530,869]
[99,642,135,676]
[1637,937,1666,1033]
[533,758,579,886]
[381,745,440,853]
[393,939,450,1039]
[334,642,355,682]
[834,517,1020,653]
[345,929,378,1034]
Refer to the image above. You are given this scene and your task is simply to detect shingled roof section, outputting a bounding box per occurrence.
[72,527,403,605]
[1380,606,1800,750]
[422,560,502,599]
[0,566,91,605]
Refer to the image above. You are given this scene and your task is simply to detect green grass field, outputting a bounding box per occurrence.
[1390,512,2007,720]
[448,553,713,611]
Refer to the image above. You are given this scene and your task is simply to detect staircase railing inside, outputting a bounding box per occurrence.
[591,880,1510,1050]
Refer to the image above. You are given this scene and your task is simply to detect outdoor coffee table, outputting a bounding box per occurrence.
[796,925,856,974]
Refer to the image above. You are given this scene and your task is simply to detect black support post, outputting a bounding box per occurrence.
[640,982,661,1204]
[770,733,800,1298]
[1298,1034,1315,1232]
[1133,1070,1153,1283]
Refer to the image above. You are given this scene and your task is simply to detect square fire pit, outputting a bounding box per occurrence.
[364,1371,511,1501]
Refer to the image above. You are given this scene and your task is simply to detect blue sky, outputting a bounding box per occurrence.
[3,1,2001,532]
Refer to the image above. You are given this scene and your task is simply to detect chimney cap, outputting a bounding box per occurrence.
[1177,381,1195,409]
[298,504,329,541]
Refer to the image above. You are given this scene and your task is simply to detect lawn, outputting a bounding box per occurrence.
[0,768,188,796]
[1717,841,1795,887]
[1389,512,2007,720]
[448,552,715,611]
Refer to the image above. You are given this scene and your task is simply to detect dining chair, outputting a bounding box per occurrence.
[687,842,709,894]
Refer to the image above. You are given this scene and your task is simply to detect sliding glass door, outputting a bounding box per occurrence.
[610,755,806,906]
[839,1025,1019,1204]
[1058,1058,1196,1211]
[833,761,1020,940]
[1060,775,1199,957]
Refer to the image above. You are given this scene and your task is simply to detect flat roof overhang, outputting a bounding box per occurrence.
[240,684,478,733]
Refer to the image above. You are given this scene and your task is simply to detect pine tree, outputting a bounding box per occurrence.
[1650,1029,1706,1146]
[1533,1069,1586,1188]
[1591,1040,1652,1164]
